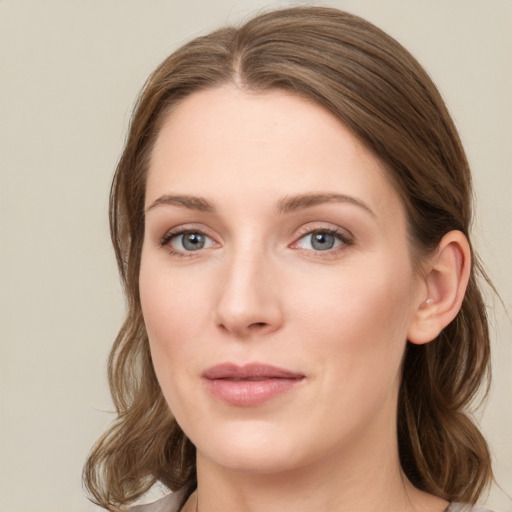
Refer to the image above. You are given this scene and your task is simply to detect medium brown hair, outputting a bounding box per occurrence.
[84,6,492,509]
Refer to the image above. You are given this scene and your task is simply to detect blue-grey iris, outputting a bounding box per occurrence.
[182,232,205,251]
[311,232,335,250]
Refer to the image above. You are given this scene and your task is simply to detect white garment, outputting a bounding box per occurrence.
[447,504,495,512]
[129,488,187,512]
[129,490,496,512]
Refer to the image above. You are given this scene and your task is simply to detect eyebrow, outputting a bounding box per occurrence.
[146,194,215,213]
[146,192,375,217]
[275,193,375,217]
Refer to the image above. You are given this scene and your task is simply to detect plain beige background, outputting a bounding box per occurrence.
[1,1,510,511]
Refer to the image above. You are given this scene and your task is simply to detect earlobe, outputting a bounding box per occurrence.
[407,230,471,345]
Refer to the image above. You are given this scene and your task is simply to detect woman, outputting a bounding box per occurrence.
[84,7,495,512]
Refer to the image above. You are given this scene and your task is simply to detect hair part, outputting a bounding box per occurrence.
[84,7,492,509]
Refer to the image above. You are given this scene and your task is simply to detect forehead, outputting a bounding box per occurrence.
[147,85,404,223]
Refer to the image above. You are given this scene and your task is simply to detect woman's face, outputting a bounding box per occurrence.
[140,86,426,475]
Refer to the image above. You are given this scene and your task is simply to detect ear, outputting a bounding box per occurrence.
[407,230,471,345]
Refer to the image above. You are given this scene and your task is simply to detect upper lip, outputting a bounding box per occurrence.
[202,363,304,380]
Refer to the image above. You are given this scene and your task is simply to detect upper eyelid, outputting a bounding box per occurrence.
[159,224,218,244]
[293,222,354,240]
[293,229,352,247]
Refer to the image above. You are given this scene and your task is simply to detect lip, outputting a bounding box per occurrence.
[202,363,305,407]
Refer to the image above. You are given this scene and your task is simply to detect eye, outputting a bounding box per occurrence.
[161,230,215,253]
[294,229,351,252]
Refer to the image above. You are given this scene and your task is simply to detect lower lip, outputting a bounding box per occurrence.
[204,377,303,406]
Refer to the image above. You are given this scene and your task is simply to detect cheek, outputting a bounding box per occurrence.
[140,246,213,334]
[139,266,208,428]
[138,252,211,385]
[289,255,415,395]
[293,259,414,340]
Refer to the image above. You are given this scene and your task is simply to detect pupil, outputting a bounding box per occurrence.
[183,233,204,251]
[312,232,334,250]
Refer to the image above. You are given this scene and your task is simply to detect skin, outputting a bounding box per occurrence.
[139,85,454,512]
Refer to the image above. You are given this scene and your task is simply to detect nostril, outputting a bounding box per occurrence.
[249,322,267,329]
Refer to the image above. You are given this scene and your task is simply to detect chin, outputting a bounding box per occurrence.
[193,421,309,474]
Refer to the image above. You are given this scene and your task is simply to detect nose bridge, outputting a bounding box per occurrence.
[214,239,282,336]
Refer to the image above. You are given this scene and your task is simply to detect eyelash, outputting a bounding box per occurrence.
[159,226,353,258]
[291,227,353,258]
[159,227,216,258]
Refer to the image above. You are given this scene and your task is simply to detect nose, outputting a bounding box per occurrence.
[213,246,284,338]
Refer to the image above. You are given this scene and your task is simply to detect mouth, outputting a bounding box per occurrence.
[202,363,305,407]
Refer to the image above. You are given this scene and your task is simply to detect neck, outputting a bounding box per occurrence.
[185,387,448,512]
[189,424,447,512]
